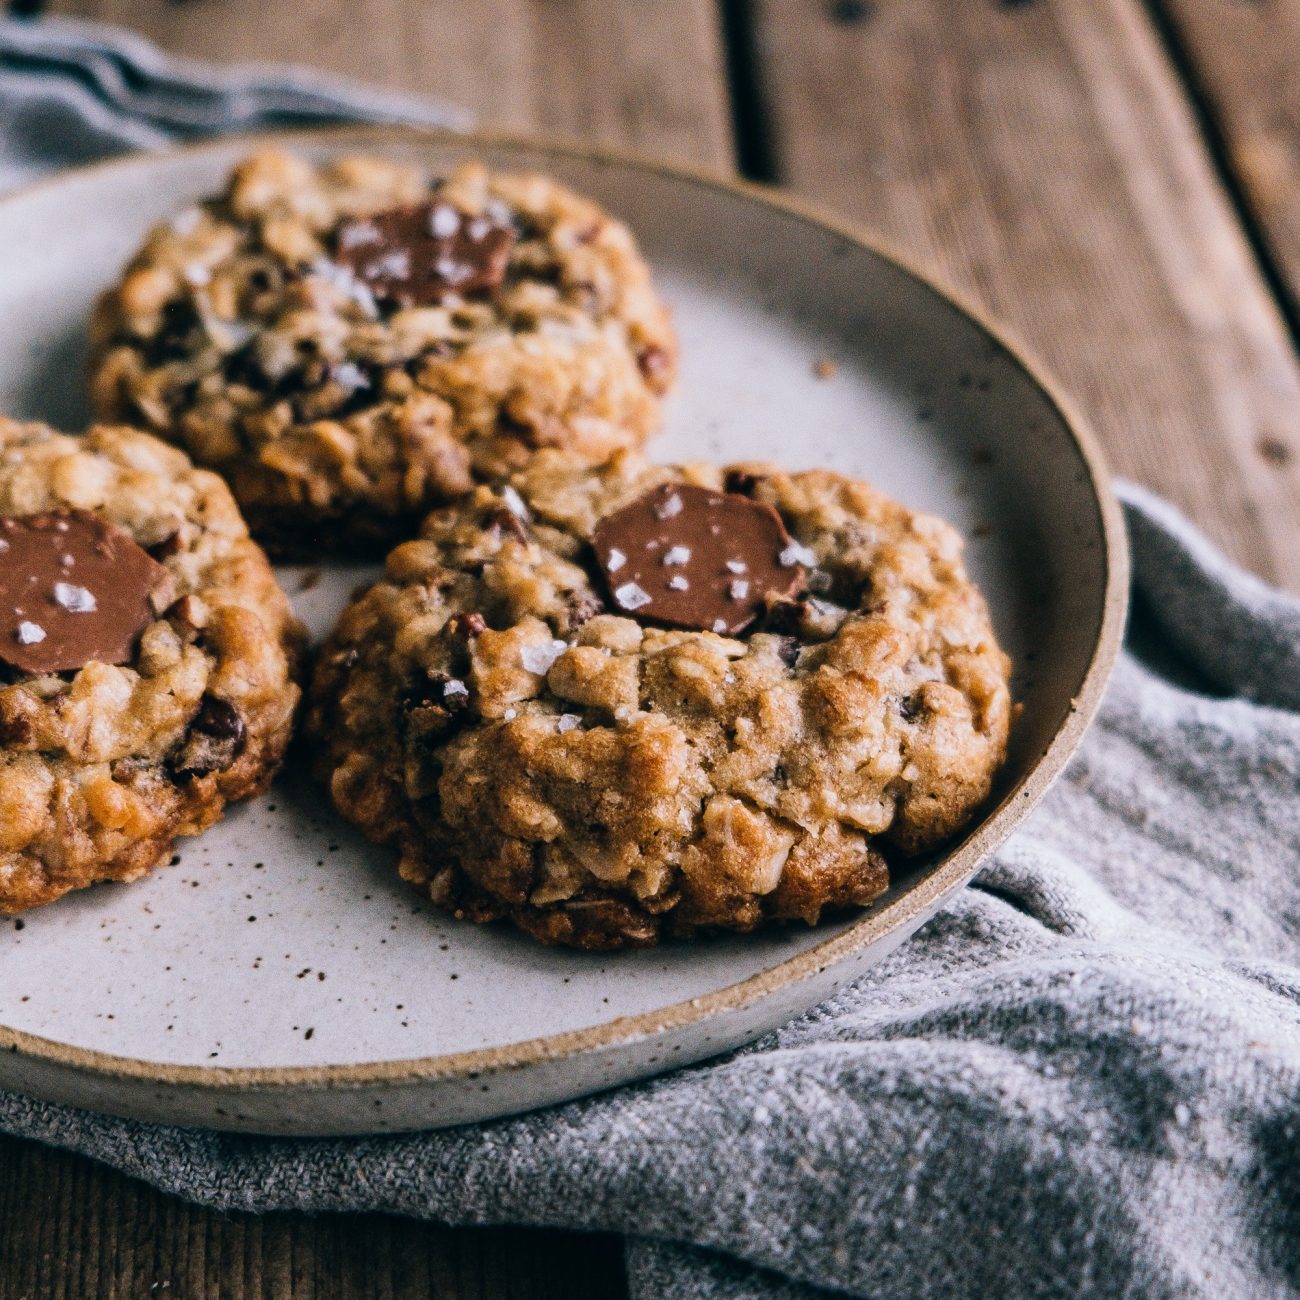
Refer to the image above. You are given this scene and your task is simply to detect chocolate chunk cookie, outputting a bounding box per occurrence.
[307,449,1012,949]
[88,150,678,553]
[0,420,304,913]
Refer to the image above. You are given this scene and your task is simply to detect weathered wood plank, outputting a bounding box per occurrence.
[1155,1,1300,321]
[46,0,734,170]
[752,0,1300,588]
[0,1131,629,1299]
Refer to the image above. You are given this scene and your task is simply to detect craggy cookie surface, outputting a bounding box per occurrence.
[89,150,678,552]
[0,421,303,913]
[308,450,1012,949]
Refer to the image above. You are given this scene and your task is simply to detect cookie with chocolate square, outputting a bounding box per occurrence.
[306,449,1012,950]
[0,420,304,913]
[88,149,678,554]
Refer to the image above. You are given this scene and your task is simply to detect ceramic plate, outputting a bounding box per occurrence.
[0,128,1127,1135]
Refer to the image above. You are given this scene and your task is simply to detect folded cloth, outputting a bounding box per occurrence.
[0,14,468,190]
[1,19,1298,1300]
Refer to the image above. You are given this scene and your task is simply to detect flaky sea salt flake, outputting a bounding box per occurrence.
[653,492,683,520]
[373,249,412,279]
[333,362,370,393]
[614,582,653,611]
[435,256,471,284]
[779,540,817,567]
[429,205,461,238]
[338,220,381,251]
[520,638,568,675]
[53,582,97,614]
[501,486,530,519]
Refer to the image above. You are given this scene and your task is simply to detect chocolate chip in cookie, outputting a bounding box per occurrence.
[333,200,516,308]
[172,693,248,780]
[0,509,172,674]
[591,483,807,635]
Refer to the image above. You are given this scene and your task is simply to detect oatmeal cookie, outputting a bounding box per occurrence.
[307,449,1012,949]
[0,420,304,913]
[88,149,678,552]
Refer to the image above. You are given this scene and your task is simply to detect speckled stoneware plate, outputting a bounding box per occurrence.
[0,127,1127,1136]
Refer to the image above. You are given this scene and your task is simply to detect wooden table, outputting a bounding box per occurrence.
[4,0,1300,1295]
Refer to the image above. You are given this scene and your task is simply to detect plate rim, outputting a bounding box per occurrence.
[0,122,1129,1094]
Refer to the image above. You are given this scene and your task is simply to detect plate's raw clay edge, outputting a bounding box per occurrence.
[0,124,1130,1103]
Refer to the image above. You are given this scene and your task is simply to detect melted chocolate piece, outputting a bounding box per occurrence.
[591,483,807,635]
[332,200,516,308]
[0,509,171,675]
[172,694,247,780]
[191,694,245,741]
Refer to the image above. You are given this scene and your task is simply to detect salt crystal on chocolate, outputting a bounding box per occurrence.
[591,482,806,635]
[333,199,515,307]
[53,582,97,613]
[429,204,460,238]
[0,509,170,674]
[653,492,683,521]
[614,582,653,611]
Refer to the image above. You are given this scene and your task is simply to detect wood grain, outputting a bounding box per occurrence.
[0,1132,628,1299]
[47,0,734,170]
[1155,1,1300,323]
[752,0,1300,588]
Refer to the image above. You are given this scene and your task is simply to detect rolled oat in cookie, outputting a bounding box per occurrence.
[89,150,678,554]
[0,419,304,914]
[307,448,1013,950]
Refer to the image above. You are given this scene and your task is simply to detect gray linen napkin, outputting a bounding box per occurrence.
[2,18,1299,1300]
[0,13,467,190]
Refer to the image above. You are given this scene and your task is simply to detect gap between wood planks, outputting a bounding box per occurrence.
[1142,0,1300,371]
